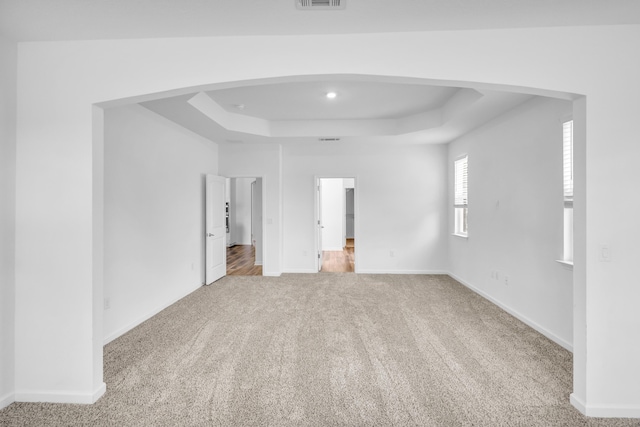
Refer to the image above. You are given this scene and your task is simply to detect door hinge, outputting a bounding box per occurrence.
[318,253,321,259]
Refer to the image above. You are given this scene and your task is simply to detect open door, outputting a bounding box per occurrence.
[206,175,227,284]
[316,179,323,271]
[317,177,356,273]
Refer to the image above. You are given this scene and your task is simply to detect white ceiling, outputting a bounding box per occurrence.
[1,0,639,42]
[2,0,607,145]
[206,81,459,121]
[141,78,535,145]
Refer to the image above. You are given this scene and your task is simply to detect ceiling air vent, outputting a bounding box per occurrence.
[296,0,345,10]
[319,137,341,142]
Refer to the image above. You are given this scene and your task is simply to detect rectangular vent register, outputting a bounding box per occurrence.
[296,0,345,10]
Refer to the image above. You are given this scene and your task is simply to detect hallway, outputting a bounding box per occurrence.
[321,238,355,273]
[227,245,262,276]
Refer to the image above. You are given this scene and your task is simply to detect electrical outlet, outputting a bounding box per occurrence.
[598,244,612,262]
[390,250,395,258]
[104,298,111,310]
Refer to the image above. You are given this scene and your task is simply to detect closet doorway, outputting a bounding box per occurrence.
[316,177,356,273]
[226,177,263,276]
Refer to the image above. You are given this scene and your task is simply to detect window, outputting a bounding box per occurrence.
[563,120,574,262]
[454,155,468,236]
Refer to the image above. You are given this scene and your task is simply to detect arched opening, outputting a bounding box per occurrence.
[94,74,585,414]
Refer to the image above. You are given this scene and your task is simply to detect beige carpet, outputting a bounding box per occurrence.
[1,274,637,426]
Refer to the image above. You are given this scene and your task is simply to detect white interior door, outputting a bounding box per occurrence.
[316,179,323,272]
[206,175,227,284]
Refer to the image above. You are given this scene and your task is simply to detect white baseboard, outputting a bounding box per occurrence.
[0,391,14,410]
[281,269,316,274]
[323,246,344,251]
[447,272,573,352]
[93,382,106,402]
[357,270,449,275]
[571,393,587,415]
[103,284,202,345]
[262,271,282,277]
[281,269,448,275]
[15,382,106,405]
[571,393,640,418]
[282,268,449,276]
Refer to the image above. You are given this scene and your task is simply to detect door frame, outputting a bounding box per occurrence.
[226,175,267,274]
[314,175,358,273]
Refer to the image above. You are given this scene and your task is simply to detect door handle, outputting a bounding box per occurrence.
[207,233,215,237]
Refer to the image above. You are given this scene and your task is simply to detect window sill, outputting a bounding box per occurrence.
[556,260,573,269]
[452,233,468,239]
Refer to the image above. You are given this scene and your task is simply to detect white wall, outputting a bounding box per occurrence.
[252,178,263,265]
[0,34,17,410]
[283,142,448,274]
[231,178,253,245]
[448,96,573,350]
[345,179,355,239]
[103,104,218,343]
[11,26,640,416]
[226,178,236,244]
[345,188,355,239]
[320,178,345,251]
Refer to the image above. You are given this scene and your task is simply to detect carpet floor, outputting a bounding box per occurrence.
[1,274,638,426]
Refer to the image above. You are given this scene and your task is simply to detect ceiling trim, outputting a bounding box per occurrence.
[97,73,578,109]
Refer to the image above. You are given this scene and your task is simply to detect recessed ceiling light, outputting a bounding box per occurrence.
[326,92,337,99]
[234,104,245,110]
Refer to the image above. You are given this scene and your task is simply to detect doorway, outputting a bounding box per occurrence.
[226,177,263,276]
[316,177,356,273]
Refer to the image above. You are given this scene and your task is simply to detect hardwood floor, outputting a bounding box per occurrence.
[227,240,354,275]
[227,245,262,276]
[321,238,355,273]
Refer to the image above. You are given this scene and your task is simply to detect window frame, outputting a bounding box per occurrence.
[454,154,468,238]
[562,119,574,264]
